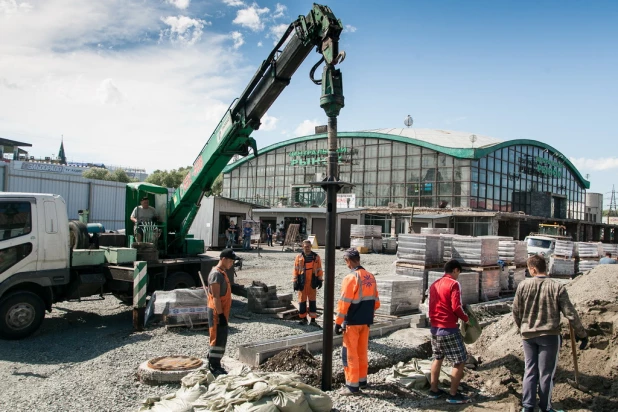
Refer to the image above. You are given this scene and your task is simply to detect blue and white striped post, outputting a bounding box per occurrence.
[133,261,148,331]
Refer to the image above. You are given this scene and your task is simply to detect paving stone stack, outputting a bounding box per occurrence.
[247,285,292,314]
[498,239,516,263]
[440,234,462,262]
[350,224,382,252]
[478,267,501,301]
[602,243,618,257]
[375,275,423,316]
[577,260,599,272]
[554,240,574,258]
[574,242,600,258]
[510,267,526,290]
[549,256,575,276]
[426,271,479,305]
[397,234,442,265]
[451,237,500,266]
[514,241,528,266]
[384,238,397,254]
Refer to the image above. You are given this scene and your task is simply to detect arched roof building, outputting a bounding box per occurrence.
[222,128,588,228]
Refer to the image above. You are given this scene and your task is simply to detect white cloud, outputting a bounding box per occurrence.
[166,0,190,10]
[269,23,288,43]
[294,119,320,137]
[0,0,252,173]
[344,24,357,33]
[569,157,618,171]
[230,31,244,49]
[233,4,269,32]
[0,0,32,16]
[223,0,245,6]
[96,79,125,105]
[260,113,278,131]
[273,3,286,19]
[160,15,209,45]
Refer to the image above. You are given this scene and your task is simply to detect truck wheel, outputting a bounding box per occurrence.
[0,291,45,340]
[164,272,196,291]
[69,221,89,249]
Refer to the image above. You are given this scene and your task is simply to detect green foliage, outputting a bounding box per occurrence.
[145,167,191,188]
[209,173,223,196]
[82,167,137,183]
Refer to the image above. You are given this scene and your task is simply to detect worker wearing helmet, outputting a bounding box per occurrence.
[293,239,323,326]
[206,248,235,375]
[334,248,380,396]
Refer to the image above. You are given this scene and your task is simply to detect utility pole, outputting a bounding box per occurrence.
[608,185,617,224]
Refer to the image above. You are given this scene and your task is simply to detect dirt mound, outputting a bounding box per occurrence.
[466,265,618,412]
[259,347,323,386]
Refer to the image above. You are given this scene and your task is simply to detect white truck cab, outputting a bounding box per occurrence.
[524,235,556,258]
[0,193,71,339]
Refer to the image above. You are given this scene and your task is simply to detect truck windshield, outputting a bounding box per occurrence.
[527,238,552,249]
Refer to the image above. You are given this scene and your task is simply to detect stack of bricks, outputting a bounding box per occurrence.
[246,285,293,314]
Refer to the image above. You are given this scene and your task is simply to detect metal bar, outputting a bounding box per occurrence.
[321,115,338,391]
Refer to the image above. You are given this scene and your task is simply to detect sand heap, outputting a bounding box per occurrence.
[466,264,618,412]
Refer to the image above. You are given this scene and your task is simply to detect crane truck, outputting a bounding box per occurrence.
[0,3,345,340]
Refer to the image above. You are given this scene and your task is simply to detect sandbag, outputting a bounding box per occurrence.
[271,387,311,412]
[233,397,279,412]
[460,307,482,344]
[288,382,333,412]
[387,358,451,390]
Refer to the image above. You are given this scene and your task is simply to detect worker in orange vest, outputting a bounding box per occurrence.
[335,248,380,395]
[293,239,323,326]
[206,248,235,375]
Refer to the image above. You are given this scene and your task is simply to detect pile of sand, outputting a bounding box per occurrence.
[466,265,618,412]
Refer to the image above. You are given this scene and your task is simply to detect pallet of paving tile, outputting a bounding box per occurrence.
[451,237,500,266]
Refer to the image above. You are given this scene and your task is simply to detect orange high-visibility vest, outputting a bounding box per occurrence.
[336,266,380,326]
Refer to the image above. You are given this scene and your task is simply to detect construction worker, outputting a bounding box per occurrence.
[428,259,472,404]
[293,239,323,326]
[513,254,588,412]
[205,248,235,375]
[334,248,380,396]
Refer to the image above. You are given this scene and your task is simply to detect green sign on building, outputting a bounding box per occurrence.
[289,147,349,166]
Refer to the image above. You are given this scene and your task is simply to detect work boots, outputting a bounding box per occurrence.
[309,318,320,327]
[298,318,308,325]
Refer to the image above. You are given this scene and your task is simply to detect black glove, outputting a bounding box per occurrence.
[334,324,343,335]
[575,335,588,350]
[316,279,323,289]
[293,280,300,291]
[218,314,228,327]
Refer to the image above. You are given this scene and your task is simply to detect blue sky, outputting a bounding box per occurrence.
[1,0,617,205]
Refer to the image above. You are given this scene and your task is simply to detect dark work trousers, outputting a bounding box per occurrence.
[207,308,229,368]
[522,335,560,411]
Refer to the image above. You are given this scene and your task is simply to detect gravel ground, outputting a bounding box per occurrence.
[3,247,441,412]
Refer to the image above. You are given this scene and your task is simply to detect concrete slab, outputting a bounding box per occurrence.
[238,315,416,366]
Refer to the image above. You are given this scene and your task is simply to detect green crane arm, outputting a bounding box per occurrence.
[165,3,344,246]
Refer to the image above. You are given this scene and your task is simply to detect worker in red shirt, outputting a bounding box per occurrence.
[428,259,472,404]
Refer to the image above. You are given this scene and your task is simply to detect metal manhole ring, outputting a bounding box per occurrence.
[147,356,203,371]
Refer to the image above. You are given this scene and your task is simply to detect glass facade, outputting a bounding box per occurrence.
[222,137,586,219]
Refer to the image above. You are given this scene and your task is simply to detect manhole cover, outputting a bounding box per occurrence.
[147,356,203,371]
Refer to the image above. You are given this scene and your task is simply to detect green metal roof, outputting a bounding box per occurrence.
[127,182,170,195]
[223,131,590,189]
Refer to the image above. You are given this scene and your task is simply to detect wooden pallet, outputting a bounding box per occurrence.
[282,224,302,251]
[165,321,209,331]
[463,265,501,271]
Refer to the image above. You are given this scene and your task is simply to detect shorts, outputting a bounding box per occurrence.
[431,331,467,365]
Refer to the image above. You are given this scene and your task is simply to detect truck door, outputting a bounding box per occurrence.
[37,200,66,271]
[0,198,38,284]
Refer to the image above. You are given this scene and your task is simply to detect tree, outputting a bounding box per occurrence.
[82,167,137,183]
[145,167,191,188]
[209,173,223,197]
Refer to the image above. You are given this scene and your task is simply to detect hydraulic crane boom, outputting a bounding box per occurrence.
[164,3,344,251]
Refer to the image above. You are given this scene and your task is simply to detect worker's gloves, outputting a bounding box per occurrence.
[311,277,323,289]
[293,280,300,291]
[575,335,589,350]
[334,324,343,335]
[218,314,228,327]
